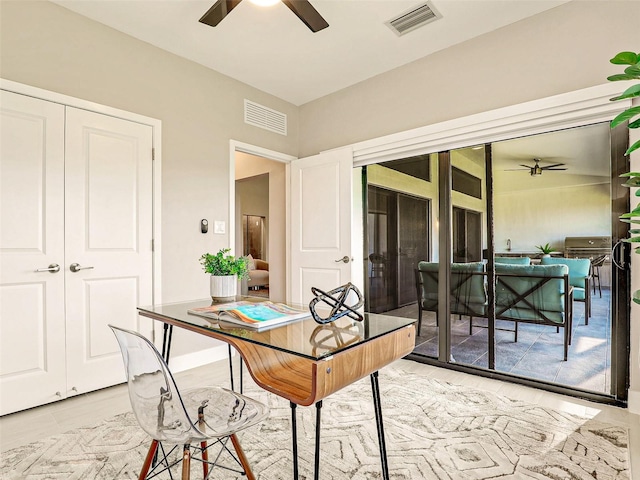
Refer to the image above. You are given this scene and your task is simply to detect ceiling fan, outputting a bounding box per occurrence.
[507,158,567,177]
[199,0,329,33]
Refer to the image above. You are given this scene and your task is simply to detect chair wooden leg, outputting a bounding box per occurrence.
[201,441,208,478]
[181,445,191,480]
[230,433,255,480]
[138,440,159,480]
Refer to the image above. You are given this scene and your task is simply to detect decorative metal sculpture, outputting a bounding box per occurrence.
[308,282,364,324]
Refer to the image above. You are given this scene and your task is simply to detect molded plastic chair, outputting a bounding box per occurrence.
[109,325,269,480]
[540,256,591,323]
[495,256,531,265]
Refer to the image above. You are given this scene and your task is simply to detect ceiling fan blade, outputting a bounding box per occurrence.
[541,163,566,169]
[545,168,568,171]
[199,0,243,27]
[281,0,329,32]
[519,164,533,169]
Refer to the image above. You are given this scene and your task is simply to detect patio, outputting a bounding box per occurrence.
[389,287,611,394]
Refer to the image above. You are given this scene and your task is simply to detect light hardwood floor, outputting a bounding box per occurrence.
[1,358,638,477]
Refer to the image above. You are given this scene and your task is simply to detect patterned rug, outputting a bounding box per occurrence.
[1,364,630,479]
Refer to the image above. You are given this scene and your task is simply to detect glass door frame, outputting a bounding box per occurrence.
[402,136,630,407]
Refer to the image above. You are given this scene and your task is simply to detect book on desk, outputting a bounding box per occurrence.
[188,301,310,330]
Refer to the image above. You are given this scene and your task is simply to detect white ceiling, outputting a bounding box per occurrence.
[51,0,570,106]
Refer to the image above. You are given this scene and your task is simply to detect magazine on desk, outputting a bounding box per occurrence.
[187,301,310,330]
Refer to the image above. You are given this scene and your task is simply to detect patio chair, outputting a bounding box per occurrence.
[109,325,269,480]
[495,256,531,265]
[415,261,487,334]
[495,263,573,360]
[540,256,591,324]
[590,254,607,298]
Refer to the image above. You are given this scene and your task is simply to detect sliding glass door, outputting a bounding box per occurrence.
[363,121,630,404]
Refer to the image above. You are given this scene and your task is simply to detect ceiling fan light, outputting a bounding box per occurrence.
[250,0,280,6]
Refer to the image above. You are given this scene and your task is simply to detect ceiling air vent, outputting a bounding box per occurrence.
[244,100,287,136]
[386,1,441,36]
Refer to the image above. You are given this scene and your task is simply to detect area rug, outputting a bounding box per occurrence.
[0,365,630,479]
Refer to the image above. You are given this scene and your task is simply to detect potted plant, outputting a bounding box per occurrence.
[535,243,554,257]
[608,50,640,303]
[200,248,249,301]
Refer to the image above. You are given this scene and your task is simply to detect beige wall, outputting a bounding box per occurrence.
[298,1,640,157]
[0,0,299,308]
[235,153,287,302]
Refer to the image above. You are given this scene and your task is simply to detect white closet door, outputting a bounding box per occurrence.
[0,91,66,414]
[64,108,153,394]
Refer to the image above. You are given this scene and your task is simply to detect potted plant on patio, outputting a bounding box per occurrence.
[608,50,640,303]
[535,243,555,257]
[200,248,249,301]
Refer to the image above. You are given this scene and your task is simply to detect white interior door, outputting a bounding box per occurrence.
[64,108,153,394]
[0,91,67,414]
[290,147,353,304]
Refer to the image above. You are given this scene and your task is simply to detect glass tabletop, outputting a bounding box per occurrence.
[137,297,416,361]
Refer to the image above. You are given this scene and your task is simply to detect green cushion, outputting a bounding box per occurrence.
[495,264,568,324]
[417,261,487,315]
[495,256,531,265]
[540,256,590,289]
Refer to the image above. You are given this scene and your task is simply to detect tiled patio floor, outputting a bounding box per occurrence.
[388,288,611,394]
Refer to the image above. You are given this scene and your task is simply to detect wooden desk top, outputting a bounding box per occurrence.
[138,299,416,406]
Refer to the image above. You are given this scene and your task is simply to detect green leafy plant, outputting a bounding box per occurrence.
[608,51,640,156]
[199,248,249,279]
[609,51,640,303]
[535,243,554,254]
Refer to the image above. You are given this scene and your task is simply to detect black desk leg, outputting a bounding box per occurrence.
[228,344,235,391]
[314,401,322,480]
[156,324,174,469]
[227,344,244,393]
[370,371,390,480]
[161,324,173,363]
[290,402,299,480]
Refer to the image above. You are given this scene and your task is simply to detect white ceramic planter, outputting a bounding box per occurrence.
[210,275,237,301]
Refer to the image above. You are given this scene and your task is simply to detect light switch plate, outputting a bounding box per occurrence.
[214,221,225,234]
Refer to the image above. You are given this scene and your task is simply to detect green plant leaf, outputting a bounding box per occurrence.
[607,74,638,82]
[622,178,640,188]
[610,84,640,101]
[622,237,640,243]
[611,106,640,128]
[610,51,640,65]
[626,138,640,156]
[619,172,640,177]
[629,119,640,129]
[630,229,640,234]
[620,218,640,224]
[625,65,640,76]
[633,289,640,305]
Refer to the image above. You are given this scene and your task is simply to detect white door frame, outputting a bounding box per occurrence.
[228,140,296,300]
[0,79,163,326]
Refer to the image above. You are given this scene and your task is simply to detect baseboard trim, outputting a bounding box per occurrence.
[628,389,640,415]
[167,344,230,373]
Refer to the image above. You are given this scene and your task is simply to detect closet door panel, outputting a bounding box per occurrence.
[64,108,153,394]
[0,91,66,415]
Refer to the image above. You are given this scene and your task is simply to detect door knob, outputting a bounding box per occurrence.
[334,256,351,264]
[69,263,94,273]
[35,264,60,273]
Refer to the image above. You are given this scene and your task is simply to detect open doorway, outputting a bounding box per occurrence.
[234,151,288,302]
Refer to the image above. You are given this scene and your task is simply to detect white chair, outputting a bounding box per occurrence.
[109,325,269,480]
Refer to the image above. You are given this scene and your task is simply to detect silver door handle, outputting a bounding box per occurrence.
[69,263,94,273]
[35,263,60,273]
[334,256,351,263]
